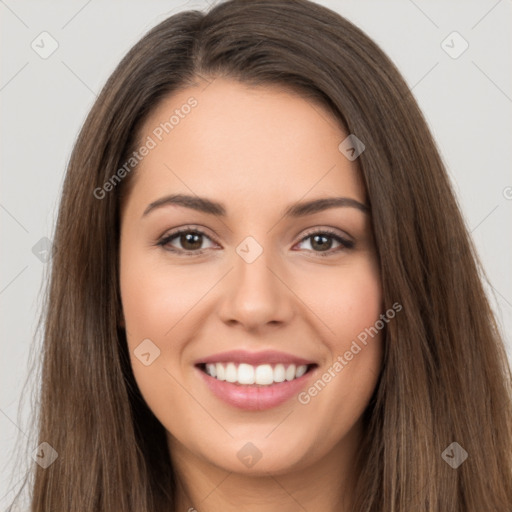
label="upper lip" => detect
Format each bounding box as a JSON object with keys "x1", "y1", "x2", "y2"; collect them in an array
[{"x1": 195, "y1": 349, "x2": 316, "y2": 367}]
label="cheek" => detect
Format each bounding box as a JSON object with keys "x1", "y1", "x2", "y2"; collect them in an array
[
  {"x1": 296, "y1": 256, "x2": 384, "y2": 431},
  {"x1": 120, "y1": 270, "x2": 191, "y2": 433},
  {"x1": 120, "y1": 243, "x2": 207, "y2": 341},
  {"x1": 332, "y1": 256, "x2": 383, "y2": 379},
  {"x1": 119, "y1": 243, "x2": 214, "y2": 422},
  {"x1": 299, "y1": 253, "x2": 383, "y2": 351},
  {"x1": 334, "y1": 264, "x2": 383, "y2": 347}
]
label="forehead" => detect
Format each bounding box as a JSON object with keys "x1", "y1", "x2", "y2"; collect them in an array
[{"x1": 129, "y1": 78, "x2": 366, "y2": 210}]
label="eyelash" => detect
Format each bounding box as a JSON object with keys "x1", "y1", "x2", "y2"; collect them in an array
[{"x1": 156, "y1": 226, "x2": 354, "y2": 258}]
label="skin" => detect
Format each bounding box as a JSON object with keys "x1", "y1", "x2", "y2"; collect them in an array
[{"x1": 119, "y1": 77, "x2": 383, "y2": 512}]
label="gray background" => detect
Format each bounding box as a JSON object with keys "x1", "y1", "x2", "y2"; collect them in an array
[{"x1": 1, "y1": 0, "x2": 511, "y2": 507}]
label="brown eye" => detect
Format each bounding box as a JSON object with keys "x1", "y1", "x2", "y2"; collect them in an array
[
  {"x1": 158, "y1": 228, "x2": 216, "y2": 255},
  {"x1": 296, "y1": 229, "x2": 354, "y2": 256},
  {"x1": 309, "y1": 234, "x2": 334, "y2": 251},
  {"x1": 178, "y1": 232, "x2": 203, "y2": 251}
]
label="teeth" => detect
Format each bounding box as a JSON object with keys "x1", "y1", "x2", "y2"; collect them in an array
[
  {"x1": 206, "y1": 363, "x2": 217, "y2": 378},
  {"x1": 273, "y1": 364, "x2": 286, "y2": 383},
  {"x1": 285, "y1": 364, "x2": 296, "y2": 381},
  {"x1": 225, "y1": 362, "x2": 237, "y2": 383},
  {"x1": 238, "y1": 363, "x2": 255, "y2": 384},
  {"x1": 216, "y1": 362, "x2": 225, "y2": 381},
  {"x1": 255, "y1": 364, "x2": 274, "y2": 385},
  {"x1": 204, "y1": 362, "x2": 309, "y2": 385},
  {"x1": 295, "y1": 365, "x2": 307, "y2": 378}
]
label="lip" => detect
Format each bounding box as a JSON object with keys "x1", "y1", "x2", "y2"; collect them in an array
[
  {"x1": 195, "y1": 349, "x2": 315, "y2": 366},
  {"x1": 195, "y1": 351, "x2": 318, "y2": 411}
]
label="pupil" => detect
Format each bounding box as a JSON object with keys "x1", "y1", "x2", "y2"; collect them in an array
[{"x1": 312, "y1": 234, "x2": 331, "y2": 251}]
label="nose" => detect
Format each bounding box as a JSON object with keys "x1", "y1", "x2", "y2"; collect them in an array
[{"x1": 217, "y1": 244, "x2": 295, "y2": 332}]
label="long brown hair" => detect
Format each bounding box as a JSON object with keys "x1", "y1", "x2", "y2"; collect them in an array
[{"x1": 14, "y1": 0, "x2": 512, "y2": 510}]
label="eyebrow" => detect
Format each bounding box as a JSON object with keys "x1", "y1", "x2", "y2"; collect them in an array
[{"x1": 142, "y1": 193, "x2": 370, "y2": 218}]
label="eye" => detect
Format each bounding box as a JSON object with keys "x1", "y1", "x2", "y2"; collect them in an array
[
  {"x1": 295, "y1": 228, "x2": 354, "y2": 256},
  {"x1": 157, "y1": 227, "x2": 217, "y2": 255},
  {"x1": 156, "y1": 226, "x2": 354, "y2": 257}
]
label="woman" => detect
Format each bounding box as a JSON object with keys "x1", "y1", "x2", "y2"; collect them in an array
[{"x1": 16, "y1": 0, "x2": 512, "y2": 510}]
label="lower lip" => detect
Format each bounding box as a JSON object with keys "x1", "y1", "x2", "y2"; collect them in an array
[{"x1": 197, "y1": 366, "x2": 315, "y2": 411}]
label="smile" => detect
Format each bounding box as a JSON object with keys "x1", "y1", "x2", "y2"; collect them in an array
[
  {"x1": 195, "y1": 350, "x2": 318, "y2": 410},
  {"x1": 202, "y1": 362, "x2": 310, "y2": 385}
]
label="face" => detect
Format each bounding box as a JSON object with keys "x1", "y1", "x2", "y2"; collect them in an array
[{"x1": 119, "y1": 77, "x2": 383, "y2": 477}]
